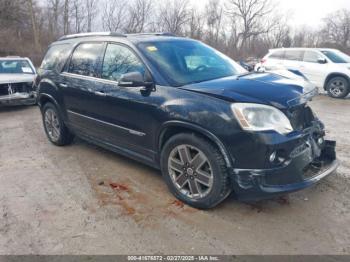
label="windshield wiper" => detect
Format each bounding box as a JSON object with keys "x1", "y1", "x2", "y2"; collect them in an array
[{"x1": 235, "y1": 72, "x2": 255, "y2": 80}]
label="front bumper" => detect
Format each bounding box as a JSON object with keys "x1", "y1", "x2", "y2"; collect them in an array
[
  {"x1": 232, "y1": 138, "x2": 338, "y2": 201},
  {"x1": 0, "y1": 92, "x2": 37, "y2": 106}
]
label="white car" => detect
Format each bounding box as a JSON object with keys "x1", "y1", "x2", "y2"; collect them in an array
[
  {"x1": 258, "y1": 48, "x2": 350, "y2": 98},
  {"x1": 0, "y1": 56, "x2": 37, "y2": 106}
]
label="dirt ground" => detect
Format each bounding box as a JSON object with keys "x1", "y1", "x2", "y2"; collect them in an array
[{"x1": 0, "y1": 94, "x2": 349, "y2": 255}]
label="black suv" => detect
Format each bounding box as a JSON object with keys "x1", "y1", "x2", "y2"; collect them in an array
[{"x1": 36, "y1": 32, "x2": 338, "y2": 209}]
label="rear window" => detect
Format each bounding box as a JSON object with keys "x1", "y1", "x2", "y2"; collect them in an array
[
  {"x1": 284, "y1": 50, "x2": 304, "y2": 61},
  {"x1": 269, "y1": 50, "x2": 285, "y2": 59},
  {"x1": 41, "y1": 44, "x2": 69, "y2": 71}
]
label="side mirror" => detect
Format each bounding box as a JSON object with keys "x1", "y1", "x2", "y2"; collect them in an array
[
  {"x1": 317, "y1": 58, "x2": 327, "y2": 64},
  {"x1": 118, "y1": 72, "x2": 153, "y2": 88}
]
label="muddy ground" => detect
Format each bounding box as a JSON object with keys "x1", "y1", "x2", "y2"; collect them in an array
[{"x1": 0, "y1": 94, "x2": 349, "y2": 255}]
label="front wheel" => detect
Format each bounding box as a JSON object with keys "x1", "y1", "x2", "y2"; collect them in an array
[
  {"x1": 161, "y1": 133, "x2": 232, "y2": 209},
  {"x1": 42, "y1": 102, "x2": 74, "y2": 146},
  {"x1": 326, "y1": 76, "x2": 350, "y2": 98}
]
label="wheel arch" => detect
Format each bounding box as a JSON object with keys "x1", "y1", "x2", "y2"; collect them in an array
[
  {"x1": 158, "y1": 121, "x2": 234, "y2": 169},
  {"x1": 38, "y1": 93, "x2": 60, "y2": 109},
  {"x1": 323, "y1": 73, "x2": 350, "y2": 90}
]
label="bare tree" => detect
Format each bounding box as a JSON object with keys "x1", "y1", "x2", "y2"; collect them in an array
[
  {"x1": 267, "y1": 15, "x2": 291, "y2": 48},
  {"x1": 26, "y1": 0, "x2": 41, "y2": 52},
  {"x1": 125, "y1": 0, "x2": 153, "y2": 33},
  {"x1": 102, "y1": 0, "x2": 127, "y2": 32},
  {"x1": 158, "y1": 0, "x2": 190, "y2": 35},
  {"x1": 86, "y1": 0, "x2": 98, "y2": 32},
  {"x1": 47, "y1": 0, "x2": 61, "y2": 37},
  {"x1": 226, "y1": 0, "x2": 275, "y2": 56},
  {"x1": 63, "y1": 0, "x2": 70, "y2": 34},
  {"x1": 186, "y1": 8, "x2": 204, "y2": 40},
  {"x1": 69, "y1": 0, "x2": 85, "y2": 33},
  {"x1": 205, "y1": 0, "x2": 225, "y2": 48},
  {"x1": 322, "y1": 9, "x2": 350, "y2": 49}
]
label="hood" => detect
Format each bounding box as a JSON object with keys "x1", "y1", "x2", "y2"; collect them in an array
[
  {"x1": 0, "y1": 74, "x2": 36, "y2": 84},
  {"x1": 181, "y1": 73, "x2": 317, "y2": 109}
]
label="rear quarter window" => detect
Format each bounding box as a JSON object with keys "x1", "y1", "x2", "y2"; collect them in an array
[
  {"x1": 269, "y1": 50, "x2": 285, "y2": 59},
  {"x1": 284, "y1": 50, "x2": 304, "y2": 61},
  {"x1": 40, "y1": 44, "x2": 70, "y2": 71}
]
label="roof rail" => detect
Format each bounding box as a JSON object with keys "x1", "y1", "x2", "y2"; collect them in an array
[
  {"x1": 126, "y1": 32, "x2": 177, "y2": 37},
  {"x1": 58, "y1": 32, "x2": 126, "y2": 41}
]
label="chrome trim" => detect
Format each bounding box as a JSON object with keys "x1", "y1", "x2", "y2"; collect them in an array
[
  {"x1": 61, "y1": 72, "x2": 120, "y2": 86},
  {"x1": 67, "y1": 110, "x2": 146, "y2": 137}
]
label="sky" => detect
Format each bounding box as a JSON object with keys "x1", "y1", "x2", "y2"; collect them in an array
[
  {"x1": 277, "y1": 0, "x2": 350, "y2": 27},
  {"x1": 190, "y1": 0, "x2": 350, "y2": 28}
]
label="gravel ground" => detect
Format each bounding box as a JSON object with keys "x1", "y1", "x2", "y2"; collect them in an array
[{"x1": 0, "y1": 94, "x2": 349, "y2": 255}]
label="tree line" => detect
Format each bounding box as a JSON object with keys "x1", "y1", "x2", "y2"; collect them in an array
[{"x1": 0, "y1": 0, "x2": 349, "y2": 65}]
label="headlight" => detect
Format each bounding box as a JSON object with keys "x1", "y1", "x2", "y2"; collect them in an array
[{"x1": 231, "y1": 103, "x2": 293, "y2": 134}]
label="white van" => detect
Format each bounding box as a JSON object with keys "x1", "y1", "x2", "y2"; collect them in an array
[{"x1": 258, "y1": 48, "x2": 350, "y2": 98}]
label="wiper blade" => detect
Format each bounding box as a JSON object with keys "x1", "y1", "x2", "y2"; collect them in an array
[{"x1": 235, "y1": 72, "x2": 254, "y2": 80}]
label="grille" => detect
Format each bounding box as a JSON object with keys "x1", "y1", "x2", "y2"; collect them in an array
[
  {"x1": 0, "y1": 82, "x2": 32, "y2": 96},
  {"x1": 288, "y1": 105, "x2": 315, "y2": 131}
]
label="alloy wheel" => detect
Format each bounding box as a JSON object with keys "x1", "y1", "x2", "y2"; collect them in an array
[
  {"x1": 168, "y1": 144, "x2": 214, "y2": 199},
  {"x1": 44, "y1": 108, "x2": 60, "y2": 142},
  {"x1": 329, "y1": 79, "x2": 346, "y2": 97}
]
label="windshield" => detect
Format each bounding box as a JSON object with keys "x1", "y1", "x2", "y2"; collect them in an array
[
  {"x1": 138, "y1": 40, "x2": 245, "y2": 86},
  {"x1": 321, "y1": 50, "x2": 350, "y2": 63},
  {"x1": 0, "y1": 60, "x2": 35, "y2": 74}
]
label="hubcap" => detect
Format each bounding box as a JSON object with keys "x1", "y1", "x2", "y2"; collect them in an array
[
  {"x1": 44, "y1": 108, "x2": 60, "y2": 142},
  {"x1": 168, "y1": 144, "x2": 214, "y2": 199},
  {"x1": 329, "y1": 80, "x2": 345, "y2": 97}
]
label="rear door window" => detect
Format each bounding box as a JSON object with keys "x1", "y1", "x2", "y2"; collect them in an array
[
  {"x1": 269, "y1": 50, "x2": 285, "y2": 59},
  {"x1": 68, "y1": 42, "x2": 105, "y2": 77},
  {"x1": 303, "y1": 51, "x2": 322, "y2": 63},
  {"x1": 284, "y1": 50, "x2": 304, "y2": 61}
]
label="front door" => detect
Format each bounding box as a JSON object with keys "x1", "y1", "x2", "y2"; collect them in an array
[
  {"x1": 96, "y1": 43, "x2": 159, "y2": 159},
  {"x1": 301, "y1": 51, "x2": 329, "y2": 88}
]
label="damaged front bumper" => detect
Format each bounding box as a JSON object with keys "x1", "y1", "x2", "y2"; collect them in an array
[
  {"x1": 232, "y1": 126, "x2": 338, "y2": 201},
  {"x1": 0, "y1": 92, "x2": 37, "y2": 106}
]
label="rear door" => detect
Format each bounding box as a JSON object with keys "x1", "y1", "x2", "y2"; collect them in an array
[
  {"x1": 301, "y1": 51, "x2": 329, "y2": 87},
  {"x1": 60, "y1": 42, "x2": 110, "y2": 138},
  {"x1": 264, "y1": 50, "x2": 285, "y2": 69},
  {"x1": 282, "y1": 50, "x2": 305, "y2": 72}
]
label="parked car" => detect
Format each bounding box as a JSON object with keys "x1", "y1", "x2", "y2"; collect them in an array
[
  {"x1": 239, "y1": 61, "x2": 254, "y2": 72},
  {"x1": 258, "y1": 48, "x2": 350, "y2": 98},
  {"x1": 0, "y1": 56, "x2": 37, "y2": 106},
  {"x1": 36, "y1": 33, "x2": 338, "y2": 209}
]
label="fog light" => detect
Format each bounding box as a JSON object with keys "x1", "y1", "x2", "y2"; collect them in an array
[
  {"x1": 318, "y1": 137, "x2": 324, "y2": 145},
  {"x1": 269, "y1": 151, "x2": 276, "y2": 162}
]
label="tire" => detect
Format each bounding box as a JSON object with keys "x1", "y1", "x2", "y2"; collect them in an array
[
  {"x1": 42, "y1": 102, "x2": 74, "y2": 146},
  {"x1": 160, "y1": 133, "x2": 232, "y2": 209},
  {"x1": 326, "y1": 76, "x2": 350, "y2": 98}
]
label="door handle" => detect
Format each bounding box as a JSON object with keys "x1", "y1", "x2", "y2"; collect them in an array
[
  {"x1": 59, "y1": 83, "x2": 68, "y2": 88},
  {"x1": 94, "y1": 91, "x2": 107, "y2": 97}
]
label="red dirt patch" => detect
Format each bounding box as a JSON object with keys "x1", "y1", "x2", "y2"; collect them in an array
[
  {"x1": 171, "y1": 199, "x2": 185, "y2": 208},
  {"x1": 109, "y1": 182, "x2": 129, "y2": 191}
]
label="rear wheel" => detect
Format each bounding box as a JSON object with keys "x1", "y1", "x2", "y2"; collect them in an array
[
  {"x1": 326, "y1": 76, "x2": 349, "y2": 98},
  {"x1": 161, "y1": 133, "x2": 232, "y2": 209},
  {"x1": 42, "y1": 102, "x2": 74, "y2": 146}
]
